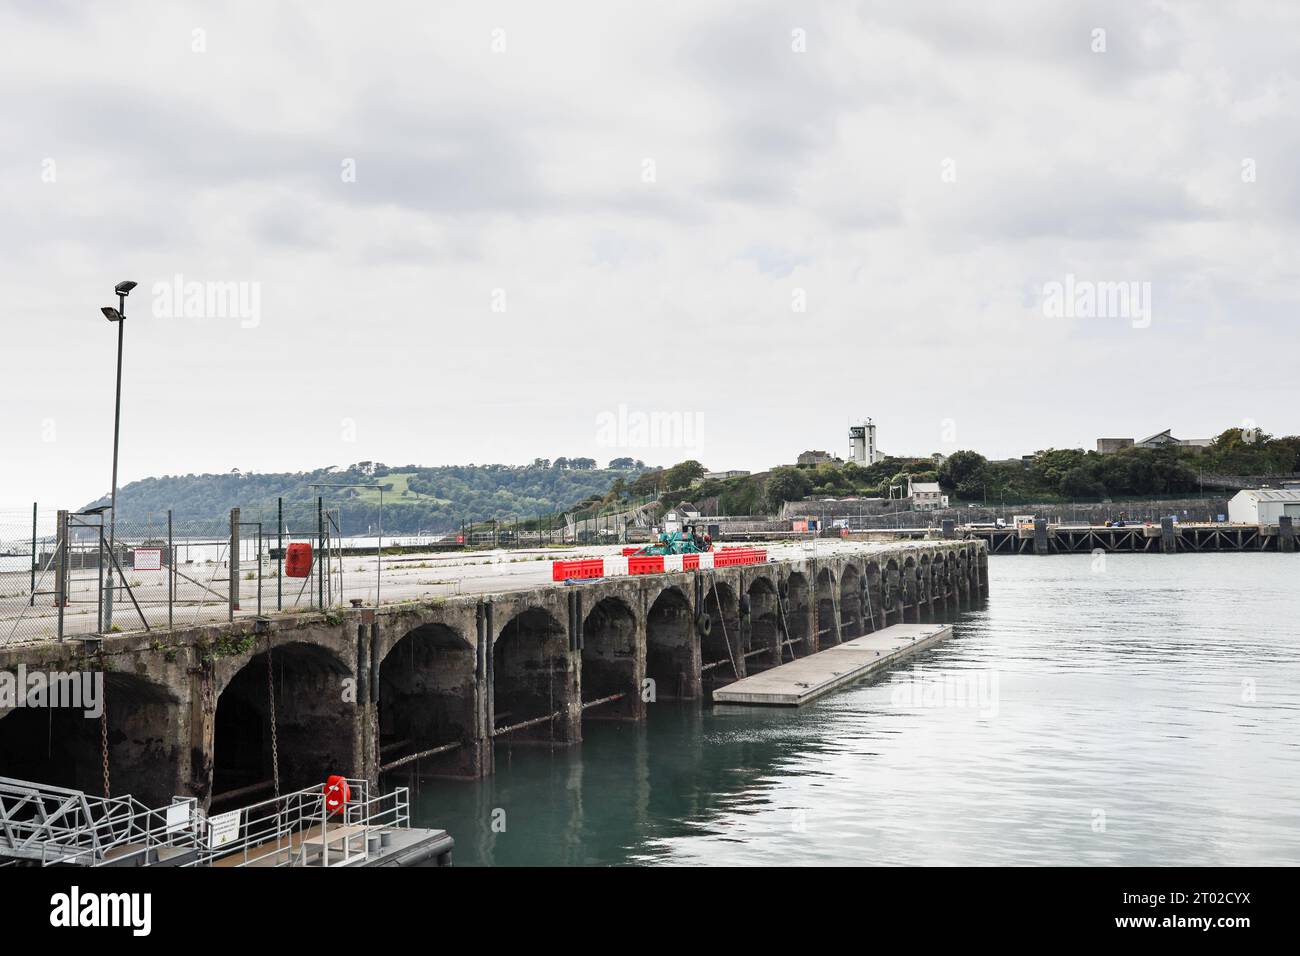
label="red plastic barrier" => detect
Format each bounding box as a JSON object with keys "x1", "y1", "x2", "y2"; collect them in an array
[
  {"x1": 683, "y1": 554, "x2": 700, "y2": 570},
  {"x1": 621, "y1": 547, "x2": 640, "y2": 556},
  {"x1": 714, "y1": 548, "x2": 766, "y2": 567},
  {"x1": 552, "y1": 558, "x2": 605, "y2": 581},
  {"x1": 628, "y1": 555, "x2": 665, "y2": 575}
]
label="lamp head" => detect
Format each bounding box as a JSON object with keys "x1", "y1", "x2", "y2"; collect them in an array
[
  {"x1": 101, "y1": 306, "x2": 124, "y2": 322},
  {"x1": 114, "y1": 280, "x2": 138, "y2": 295}
]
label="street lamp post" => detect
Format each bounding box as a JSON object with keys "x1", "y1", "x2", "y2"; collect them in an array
[{"x1": 100, "y1": 280, "x2": 137, "y2": 632}]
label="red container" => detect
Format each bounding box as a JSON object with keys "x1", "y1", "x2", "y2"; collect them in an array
[{"x1": 285, "y1": 542, "x2": 313, "y2": 578}]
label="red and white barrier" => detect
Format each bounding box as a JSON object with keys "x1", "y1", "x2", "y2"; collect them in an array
[{"x1": 552, "y1": 548, "x2": 767, "y2": 582}]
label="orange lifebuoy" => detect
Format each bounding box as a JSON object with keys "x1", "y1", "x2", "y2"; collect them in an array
[{"x1": 324, "y1": 775, "x2": 350, "y2": 815}]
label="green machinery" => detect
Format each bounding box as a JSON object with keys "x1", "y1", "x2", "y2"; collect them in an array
[{"x1": 635, "y1": 524, "x2": 712, "y2": 556}]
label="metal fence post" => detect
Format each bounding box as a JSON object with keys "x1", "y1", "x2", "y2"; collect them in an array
[
  {"x1": 229, "y1": 507, "x2": 241, "y2": 620},
  {"x1": 167, "y1": 510, "x2": 174, "y2": 631},
  {"x1": 317, "y1": 497, "x2": 324, "y2": 610},
  {"x1": 29, "y1": 502, "x2": 37, "y2": 607},
  {"x1": 277, "y1": 497, "x2": 283, "y2": 612},
  {"x1": 55, "y1": 509, "x2": 68, "y2": 641}
]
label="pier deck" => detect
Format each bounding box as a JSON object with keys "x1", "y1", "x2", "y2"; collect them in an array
[{"x1": 713, "y1": 622, "x2": 953, "y2": 706}]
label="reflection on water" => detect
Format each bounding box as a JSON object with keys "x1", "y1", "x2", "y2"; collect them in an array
[{"x1": 397, "y1": 554, "x2": 1300, "y2": 865}]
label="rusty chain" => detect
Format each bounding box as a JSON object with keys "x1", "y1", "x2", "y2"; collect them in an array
[
  {"x1": 100, "y1": 687, "x2": 110, "y2": 798},
  {"x1": 266, "y1": 642, "x2": 280, "y2": 797}
]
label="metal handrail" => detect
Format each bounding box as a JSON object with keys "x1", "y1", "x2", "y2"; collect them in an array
[{"x1": 1, "y1": 775, "x2": 409, "y2": 868}]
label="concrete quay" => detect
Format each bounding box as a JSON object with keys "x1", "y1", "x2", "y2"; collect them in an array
[{"x1": 0, "y1": 539, "x2": 987, "y2": 812}]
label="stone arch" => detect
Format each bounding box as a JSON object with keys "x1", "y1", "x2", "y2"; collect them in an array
[
  {"x1": 902, "y1": 555, "x2": 920, "y2": 622},
  {"x1": 0, "y1": 670, "x2": 182, "y2": 808},
  {"x1": 746, "y1": 576, "x2": 780, "y2": 673},
  {"x1": 918, "y1": 553, "x2": 932, "y2": 612},
  {"x1": 865, "y1": 561, "x2": 884, "y2": 631},
  {"x1": 943, "y1": 552, "x2": 958, "y2": 605},
  {"x1": 378, "y1": 621, "x2": 477, "y2": 776},
  {"x1": 213, "y1": 640, "x2": 354, "y2": 807},
  {"x1": 701, "y1": 579, "x2": 741, "y2": 684},
  {"x1": 782, "y1": 571, "x2": 812, "y2": 656},
  {"x1": 839, "y1": 564, "x2": 864, "y2": 638},
  {"x1": 815, "y1": 568, "x2": 838, "y2": 647},
  {"x1": 645, "y1": 586, "x2": 698, "y2": 700},
  {"x1": 957, "y1": 549, "x2": 971, "y2": 601},
  {"x1": 492, "y1": 606, "x2": 571, "y2": 743},
  {"x1": 581, "y1": 596, "x2": 638, "y2": 720},
  {"x1": 884, "y1": 558, "x2": 902, "y2": 623}
]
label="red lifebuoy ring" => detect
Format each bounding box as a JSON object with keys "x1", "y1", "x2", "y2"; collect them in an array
[{"x1": 324, "y1": 775, "x2": 350, "y2": 815}]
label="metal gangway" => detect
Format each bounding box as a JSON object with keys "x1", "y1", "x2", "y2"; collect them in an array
[
  {"x1": 0, "y1": 775, "x2": 411, "y2": 867},
  {"x1": 0, "y1": 776, "x2": 201, "y2": 867}
]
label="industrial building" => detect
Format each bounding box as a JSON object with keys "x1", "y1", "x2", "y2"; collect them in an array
[
  {"x1": 848, "y1": 419, "x2": 881, "y2": 465},
  {"x1": 1227, "y1": 488, "x2": 1300, "y2": 524},
  {"x1": 1097, "y1": 429, "x2": 1212, "y2": 453}
]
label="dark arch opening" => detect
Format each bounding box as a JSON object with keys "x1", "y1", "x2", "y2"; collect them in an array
[
  {"x1": 903, "y1": 557, "x2": 920, "y2": 622},
  {"x1": 815, "y1": 568, "x2": 837, "y2": 647},
  {"x1": 745, "y1": 577, "x2": 780, "y2": 673},
  {"x1": 943, "y1": 554, "x2": 957, "y2": 604},
  {"x1": 493, "y1": 607, "x2": 570, "y2": 743},
  {"x1": 379, "y1": 622, "x2": 476, "y2": 776},
  {"x1": 581, "y1": 597, "x2": 637, "y2": 720},
  {"x1": 839, "y1": 565, "x2": 864, "y2": 638},
  {"x1": 213, "y1": 641, "x2": 353, "y2": 808},
  {"x1": 783, "y1": 572, "x2": 811, "y2": 656},
  {"x1": 701, "y1": 580, "x2": 740, "y2": 686},
  {"x1": 865, "y1": 562, "x2": 884, "y2": 630},
  {"x1": 884, "y1": 559, "x2": 902, "y2": 622},
  {"x1": 646, "y1": 587, "x2": 697, "y2": 700},
  {"x1": 0, "y1": 672, "x2": 181, "y2": 807}
]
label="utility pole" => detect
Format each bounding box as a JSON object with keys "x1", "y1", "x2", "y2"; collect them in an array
[{"x1": 100, "y1": 280, "x2": 137, "y2": 631}]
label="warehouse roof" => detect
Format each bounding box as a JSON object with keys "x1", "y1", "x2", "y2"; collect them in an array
[{"x1": 1234, "y1": 488, "x2": 1300, "y2": 502}]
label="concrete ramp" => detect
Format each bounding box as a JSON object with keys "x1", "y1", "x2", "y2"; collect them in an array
[{"x1": 712, "y1": 622, "x2": 953, "y2": 706}]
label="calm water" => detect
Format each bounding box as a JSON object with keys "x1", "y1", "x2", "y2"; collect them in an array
[{"x1": 402, "y1": 555, "x2": 1300, "y2": 865}]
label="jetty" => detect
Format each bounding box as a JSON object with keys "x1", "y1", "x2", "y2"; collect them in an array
[{"x1": 713, "y1": 622, "x2": 952, "y2": 706}]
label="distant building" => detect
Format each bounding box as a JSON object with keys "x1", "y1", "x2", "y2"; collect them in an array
[
  {"x1": 1097, "y1": 430, "x2": 1210, "y2": 453},
  {"x1": 1227, "y1": 489, "x2": 1300, "y2": 524},
  {"x1": 848, "y1": 419, "x2": 881, "y2": 465},
  {"x1": 703, "y1": 469, "x2": 750, "y2": 481},
  {"x1": 797, "y1": 450, "x2": 837, "y2": 466},
  {"x1": 907, "y1": 479, "x2": 948, "y2": 511}
]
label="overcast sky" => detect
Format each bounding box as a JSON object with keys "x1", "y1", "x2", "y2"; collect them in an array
[{"x1": 3, "y1": 0, "x2": 1298, "y2": 509}]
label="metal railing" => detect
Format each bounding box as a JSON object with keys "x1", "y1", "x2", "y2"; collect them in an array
[{"x1": 186, "y1": 778, "x2": 410, "y2": 868}]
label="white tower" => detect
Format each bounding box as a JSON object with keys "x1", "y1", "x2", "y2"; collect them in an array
[{"x1": 848, "y1": 419, "x2": 879, "y2": 465}]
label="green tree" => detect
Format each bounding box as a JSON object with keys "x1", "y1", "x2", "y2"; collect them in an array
[
  {"x1": 662, "y1": 460, "x2": 706, "y2": 490},
  {"x1": 764, "y1": 467, "x2": 812, "y2": 511}
]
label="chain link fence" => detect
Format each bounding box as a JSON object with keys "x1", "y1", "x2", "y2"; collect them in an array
[{"x1": 0, "y1": 499, "x2": 360, "y2": 646}]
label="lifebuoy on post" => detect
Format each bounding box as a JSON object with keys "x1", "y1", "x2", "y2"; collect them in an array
[{"x1": 324, "y1": 775, "x2": 350, "y2": 816}]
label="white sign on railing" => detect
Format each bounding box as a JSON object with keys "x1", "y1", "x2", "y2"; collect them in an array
[
  {"x1": 208, "y1": 809, "x2": 242, "y2": 850},
  {"x1": 165, "y1": 802, "x2": 191, "y2": 836}
]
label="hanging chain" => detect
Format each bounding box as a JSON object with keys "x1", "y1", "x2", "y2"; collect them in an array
[
  {"x1": 100, "y1": 687, "x2": 110, "y2": 798},
  {"x1": 266, "y1": 643, "x2": 280, "y2": 797}
]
